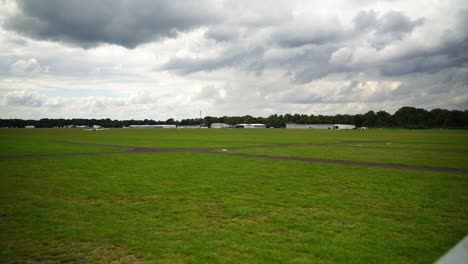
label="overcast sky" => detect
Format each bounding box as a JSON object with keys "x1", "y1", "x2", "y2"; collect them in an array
[{"x1": 1, "y1": 0, "x2": 467, "y2": 120}]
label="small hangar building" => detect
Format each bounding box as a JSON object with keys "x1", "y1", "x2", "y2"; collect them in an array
[
  {"x1": 211, "y1": 123, "x2": 231, "y2": 128},
  {"x1": 234, "y1": 123, "x2": 266, "y2": 128},
  {"x1": 129, "y1": 125, "x2": 177, "y2": 128},
  {"x1": 286, "y1": 124, "x2": 355, "y2": 129}
]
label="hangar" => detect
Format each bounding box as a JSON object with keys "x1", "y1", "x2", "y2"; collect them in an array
[
  {"x1": 211, "y1": 123, "x2": 231, "y2": 128},
  {"x1": 234, "y1": 123, "x2": 266, "y2": 128},
  {"x1": 286, "y1": 124, "x2": 355, "y2": 129},
  {"x1": 128, "y1": 125, "x2": 176, "y2": 128}
]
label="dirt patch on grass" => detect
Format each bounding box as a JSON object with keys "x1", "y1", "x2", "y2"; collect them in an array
[
  {"x1": 2, "y1": 140, "x2": 467, "y2": 174},
  {"x1": 89, "y1": 243, "x2": 144, "y2": 264},
  {"x1": 0, "y1": 150, "x2": 128, "y2": 159},
  {"x1": 17, "y1": 241, "x2": 144, "y2": 264},
  {"x1": 227, "y1": 141, "x2": 468, "y2": 153},
  {"x1": 126, "y1": 147, "x2": 213, "y2": 153},
  {"x1": 219, "y1": 152, "x2": 468, "y2": 174},
  {"x1": 342, "y1": 140, "x2": 388, "y2": 144},
  {"x1": 340, "y1": 140, "x2": 468, "y2": 152},
  {"x1": 125, "y1": 144, "x2": 468, "y2": 174}
]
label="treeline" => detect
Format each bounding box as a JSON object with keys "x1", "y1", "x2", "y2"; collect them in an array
[{"x1": 1, "y1": 107, "x2": 467, "y2": 129}]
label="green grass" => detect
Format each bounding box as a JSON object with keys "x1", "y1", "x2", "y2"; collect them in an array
[
  {"x1": 227, "y1": 144, "x2": 468, "y2": 169},
  {"x1": 1, "y1": 128, "x2": 467, "y2": 263},
  {"x1": 0, "y1": 129, "x2": 127, "y2": 155}
]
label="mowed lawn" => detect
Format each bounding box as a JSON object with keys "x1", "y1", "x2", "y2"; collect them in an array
[{"x1": 1, "y1": 128, "x2": 467, "y2": 263}]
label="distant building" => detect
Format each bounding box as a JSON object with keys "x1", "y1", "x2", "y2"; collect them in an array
[
  {"x1": 129, "y1": 125, "x2": 176, "y2": 128},
  {"x1": 287, "y1": 124, "x2": 333, "y2": 129},
  {"x1": 24, "y1": 125, "x2": 35, "y2": 128},
  {"x1": 177, "y1": 125, "x2": 202, "y2": 129},
  {"x1": 211, "y1": 123, "x2": 231, "y2": 128},
  {"x1": 286, "y1": 124, "x2": 355, "y2": 130},
  {"x1": 234, "y1": 123, "x2": 266, "y2": 128},
  {"x1": 334, "y1": 124, "x2": 356, "y2": 129}
]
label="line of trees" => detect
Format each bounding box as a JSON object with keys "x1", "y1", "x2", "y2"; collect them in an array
[{"x1": 1, "y1": 107, "x2": 467, "y2": 129}]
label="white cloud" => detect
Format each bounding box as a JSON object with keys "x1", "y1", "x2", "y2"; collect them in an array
[
  {"x1": 44, "y1": 96, "x2": 64, "y2": 108},
  {"x1": 10, "y1": 58, "x2": 43, "y2": 74},
  {"x1": 452, "y1": 94, "x2": 468, "y2": 106},
  {"x1": 128, "y1": 90, "x2": 160, "y2": 105},
  {"x1": 2, "y1": 89, "x2": 47, "y2": 107}
]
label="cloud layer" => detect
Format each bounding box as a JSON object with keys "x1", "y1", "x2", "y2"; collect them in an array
[
  {"x1": 1, "y1": 0, "x2": 467, "y2": 119},
  {"x1": 5, "y1": 0, "x2": 220, "y2": 48}
]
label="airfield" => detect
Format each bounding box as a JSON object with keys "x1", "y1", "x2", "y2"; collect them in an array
[{"x1": 1, "y1": 128, "x2": 467, "y2": 263}]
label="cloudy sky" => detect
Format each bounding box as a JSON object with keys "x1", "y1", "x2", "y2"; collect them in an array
[{"x1": 1, "y1": 0, "x2": 467, "y2": 120}]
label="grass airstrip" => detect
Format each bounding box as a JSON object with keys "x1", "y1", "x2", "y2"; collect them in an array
[{"x1": 1, "y1": 128, "x2": 467, "y2": 263}]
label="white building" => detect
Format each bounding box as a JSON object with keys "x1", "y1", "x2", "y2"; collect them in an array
[
  {"x1": 129, "y1": 125, "x2": 176, "y2": 128},
  {"x1": 337, "y1": 124, "x2": 356, "y2": 129},
  {"x1": 25, "y1": 125, "x2": 35, "y2": 128},
  {"x1": 286, "y1": 124, "x2": 355, "y2": 130},
  {"x1": 211, "y1": 123, "x2": 231, "y2": 128},
  {"x1": 177, "y1": 125, "x2": 202, "y2": 129},
  {"x1": 234, "y1": 123, "x2": 266, "y2": 128},
  {"x1": 286, "y1": 124, "x2": 333, "y2": 129}
]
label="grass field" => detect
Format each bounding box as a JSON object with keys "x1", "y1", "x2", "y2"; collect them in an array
[{"x1": 1, "y1": 128, "x2": 467, "y2": 263}]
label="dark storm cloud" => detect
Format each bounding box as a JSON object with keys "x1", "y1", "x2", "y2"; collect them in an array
[
  {"x1": 273, "y1": 10, "x2": 425, "y2": 49},
  {"x1": 375, "y1": 11, "x2": 425, "y2": 35},
  {"x1": 380, "y1": 29, "x2": 468, "y2": 76},
  {"x1": 4, "y1": 0, "x2": 219, "y2": 48},
  {"x1": 5, "y1": 0, "x2": 467, "y2": 92},
  {"x1": 289, "y1": 45, "x2": 349, "y2": 84},
  {"x1": 352, "y1": 10, "x2": 426, "y2": 49},
  {"x1": 292, "y1": 65, "x2": 339, "y2": 84},
  {"x1": 160, "y1": 9, "x2": 431, "y2": 80},
  {"x1": 371, "y1": 11, "x2": 425, "y2": 48},
  {"x1": 292, "y1": 10, "x2": 466, "y2": 82},
  {"x1": 380, "y1": 46, "x2": 468, "y2": 76}
]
